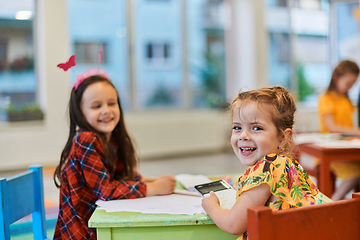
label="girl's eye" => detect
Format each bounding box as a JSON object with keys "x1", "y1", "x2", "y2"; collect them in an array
[
  {"x1": 232, "y1": 126, "x2": 241, "y2": 131},
  {"x1": 91, "y1": 105, "x2": 101, "y2": 109},
  {"x1": 252, "y1": 126, "x2": 263, "y2": 131},
  {"x1": 108, "y1": 102, "x2": 116, "y2": 106}
]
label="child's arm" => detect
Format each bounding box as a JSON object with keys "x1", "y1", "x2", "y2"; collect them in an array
[
  {"x1": 141, "y1": 175, "x2": 177, "y2": 195},
  {"x1": 324, "y1": 114, "x2": 360, "y2": 136},
  {"x1": 202, "y1": 183, "x2": 271, "y2": 235},
  {"x1": 146, "y1": 175, "x2": 176, "y2": 196},
  {"x1": 142, "y1": 177, "x2": 156, "y2": 182}
]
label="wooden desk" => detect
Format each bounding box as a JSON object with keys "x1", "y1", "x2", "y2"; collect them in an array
[
  {"x1": 89, "y1": 178, "x2": 240, "y2": 240},
  {"x1": 298, "y1": 143, "x2": 360, "y2": 197},
  {"x1": 88, "y1": 209, "x2": 237, "y2": 240}
]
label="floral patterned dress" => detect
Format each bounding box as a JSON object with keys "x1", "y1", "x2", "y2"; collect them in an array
[{"x1": 236, "y1": 154, "x2": 332, "y2": 240}]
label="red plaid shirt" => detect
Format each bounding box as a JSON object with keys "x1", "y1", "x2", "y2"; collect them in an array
[{"x1": 54, "y1": 130, "x2": 146, "y2": 240}]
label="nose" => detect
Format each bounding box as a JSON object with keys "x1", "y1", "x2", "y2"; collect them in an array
[
  {"x1": 239, "y1": 130, "x2": 250, "y2": 141},
  {"x1": 101, "y1": 105, "x2": 110, "y2": 115}
]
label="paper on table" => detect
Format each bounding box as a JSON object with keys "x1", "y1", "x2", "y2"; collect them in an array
[
  {"x1": 294, "y1": 133, "x2": 360, "y2": 149},
  {"x1": 96, "y1": 194, "x2": 206, "y2": 215},
  {"x1": 175, "y1": 174, "x2": 212, "y2": 192},
  {"x1": 294, "y1": 133, "x2": 342, "y2": 145},
  {"x1": 314, "y1": 139, "x2": 360, "y2": 149},
  {"x1": 173, "y1": 189, "x2": 202, "y2": 196}
]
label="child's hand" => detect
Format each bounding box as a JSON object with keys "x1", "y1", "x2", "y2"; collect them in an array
[
  {"x1": 146, "y1": 175, "x2": 176, "y2": 196},
  {"x1": 201, "y1": 191, "x2": 220, "y2": 211},
  {"x1": 142, "y1": 177, "x2": 156, "y2": 182}
]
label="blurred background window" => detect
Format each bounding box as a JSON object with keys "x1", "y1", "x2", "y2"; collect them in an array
[
  {"x1": 335, "y1": 1, "x2": 360, "y2": 103},
  {"x1": 68, "y1": 0, "x2": 227, "y2": 111},
  {"x1": 75, "y1": 42, "x2": 107, "y2": 64},
  {"x1": 265, "y1": 0, "x2": 331, "y2": 107},
  {"x1": 2, "y1": 0, "x2": 359, "y2": 121},
  {"x1": 265, "y1": 0, "x2": 360, "y2": 107},
  {"x1": 0, "y1": 0, "x2": 42, "y2": 122}
]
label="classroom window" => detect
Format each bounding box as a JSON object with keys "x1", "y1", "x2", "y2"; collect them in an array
[
  {"x1": 68, "y1": 0, "x2": 130, "y2": 108},
  {"x1": 265, "y1": 0, "x2": 331, "y2": 105},
  {"x1": 0, "y1": 0, "x2": 41, "y2": 122},
  {"x1": 295, "y1": 0, "x2": 322, "y2": 10},
  {"x1": 74, "y1": 42, "x2": 107, "y2": 64},
  {"x1": 0, "y1": 39, "x2": 7, "y2": 71},
  {"x1": 145, "y1": 42, "x2": 172, "y2": 65},
  {"x1": 335, "y1": 1, "x2": 360, "y2": 102},
  {"x1": 67, "y1": 0, "x2": 227, "y2": 111},
  {"x1": 187, "y1": 0, "x2": 227, "y2": 109}
]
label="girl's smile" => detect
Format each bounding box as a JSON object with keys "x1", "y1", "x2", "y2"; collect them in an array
[
  {"x1": 238, "y1": 146, "x2": 257, "y2": 156},
  {"x1": 231, "y1": 102, "x2": 282, "y2": 166}
]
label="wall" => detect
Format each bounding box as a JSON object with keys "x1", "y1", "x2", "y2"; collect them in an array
[{"x1": 126, "y1": 110, "x2": 231, "y2": 159}]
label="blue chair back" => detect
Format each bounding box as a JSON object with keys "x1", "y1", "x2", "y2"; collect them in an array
[{"x1": 0, "y1": 165, "x2": 47, "y2": 240}]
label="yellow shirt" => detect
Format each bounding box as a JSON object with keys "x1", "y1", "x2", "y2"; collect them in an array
[{"x1": 318, "y1": 91, "x2": 354, "y2": 133}]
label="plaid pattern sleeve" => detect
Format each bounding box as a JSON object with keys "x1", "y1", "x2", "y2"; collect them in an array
[{"x1": 54, "y1": 130, "x2": 146, "y2": 240}]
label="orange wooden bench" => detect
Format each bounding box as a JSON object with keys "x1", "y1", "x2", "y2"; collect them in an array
[{"x1": 247, "y1": 192, "x2": 360, "y2": 240}]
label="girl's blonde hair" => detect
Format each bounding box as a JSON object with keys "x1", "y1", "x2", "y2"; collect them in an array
[{"x1": 231, "y1": 86, "x2": 297, "y2": 159}]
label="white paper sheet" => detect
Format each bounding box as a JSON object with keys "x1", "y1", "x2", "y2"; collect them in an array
[
  {"x1": 175, "y1": 174, "x2": 211, "y2": 192},
  {"x1": 293, "y1": 133, "x2": 342, "y2": 145},
  {"x1": 294, "y1": 133, "x2": 360, "y2": 149},
  {"x1": 96, "y1": 194, "x2": 206, "y2": 215},
  {"x1": 314, "y1": 139, "x2": 360, "y2": 149}
]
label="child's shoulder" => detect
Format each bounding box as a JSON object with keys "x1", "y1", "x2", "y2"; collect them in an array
[
  {"x1": 247, "y1": 154, "x2": 293, "y2": 173},
  {"x1": 75, "y1": 130, "x2": 100, "y2": 145},
  {"x1": 260, "y1": 153, "x2": 290, "y2": 164}
]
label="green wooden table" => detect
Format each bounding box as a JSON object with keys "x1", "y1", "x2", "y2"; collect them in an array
[
  {"x1": 89, "y1": 177, "x2": 240, "y2": 240},
  {"x1": 88, "y1": 209, "x2": 238, "y2": 239}
]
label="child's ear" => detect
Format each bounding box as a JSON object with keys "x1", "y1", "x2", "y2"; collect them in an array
[{"x1": 279, "y1": 128, "x2": 293, "y2": 144}]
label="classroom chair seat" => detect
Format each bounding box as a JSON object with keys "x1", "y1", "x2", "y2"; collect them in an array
[
  {"x1": 0, "y1": 165, "x2": 50, "y2": 240},
  {"x1": 247, "y1": 192, "x2": 360, "y2": 240}
]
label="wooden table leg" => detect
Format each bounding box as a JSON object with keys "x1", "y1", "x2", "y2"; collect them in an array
[
  {"x1": 97, "y1": 228, "x2": 111, "y2": 240},
  {"x1": 319, "y1": 157, "x2": 332, "y2": 197}
]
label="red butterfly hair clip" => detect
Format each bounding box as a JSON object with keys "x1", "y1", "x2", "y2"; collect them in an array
[
  {"x1": 58, "y1": 45, "x2": 107, "y2": 90},
  {"x1": 57, "y1": 55, "x2": 76, "y2": 71}
]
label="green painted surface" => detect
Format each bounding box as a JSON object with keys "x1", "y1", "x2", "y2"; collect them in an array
[
  {"x1": 89, "y1": 176, "x2": 242, "y2": 239},
  {"x1": 109, "y1": 224, "x2": 238, "y2": 240},
  {"x1": 89, "y1": 209, "x2": 214, "y2": 228}
]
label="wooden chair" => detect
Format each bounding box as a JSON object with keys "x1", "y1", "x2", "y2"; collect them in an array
[
  {"x1": 0, "y1": 165, "x2": 48, "y2": 240},
  {"x1": 247, "y1": 192, "x2": 360, "y2": 240}
]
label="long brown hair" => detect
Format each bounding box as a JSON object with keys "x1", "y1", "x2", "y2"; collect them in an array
[
  {"x1": 327, "y1": 60, "x2": 359, "y2": 97},
  {"x1": 54, "y1": 75, "x2": 137, "y2": 188},
  {"x1": 231, "y1": 86, "x2": 297, "y2": 159}
]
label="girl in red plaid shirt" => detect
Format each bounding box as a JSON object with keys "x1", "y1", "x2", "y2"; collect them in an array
[{"x1": 53, "y1": 72, "x2": 176, "y2": 239}]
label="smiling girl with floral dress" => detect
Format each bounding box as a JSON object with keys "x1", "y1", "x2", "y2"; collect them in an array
[{"x1": 202, "y1": 86, "x2": 331, "y2": 239}]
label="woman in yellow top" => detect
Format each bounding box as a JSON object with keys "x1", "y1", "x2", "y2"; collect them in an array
[{"x1": 318, "y1": 60, "x2": 360, "y2": 201}]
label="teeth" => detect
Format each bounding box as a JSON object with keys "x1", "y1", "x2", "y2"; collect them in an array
[{"x1": 241, "y1": 147, "x2": 255, "y2": 151}]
